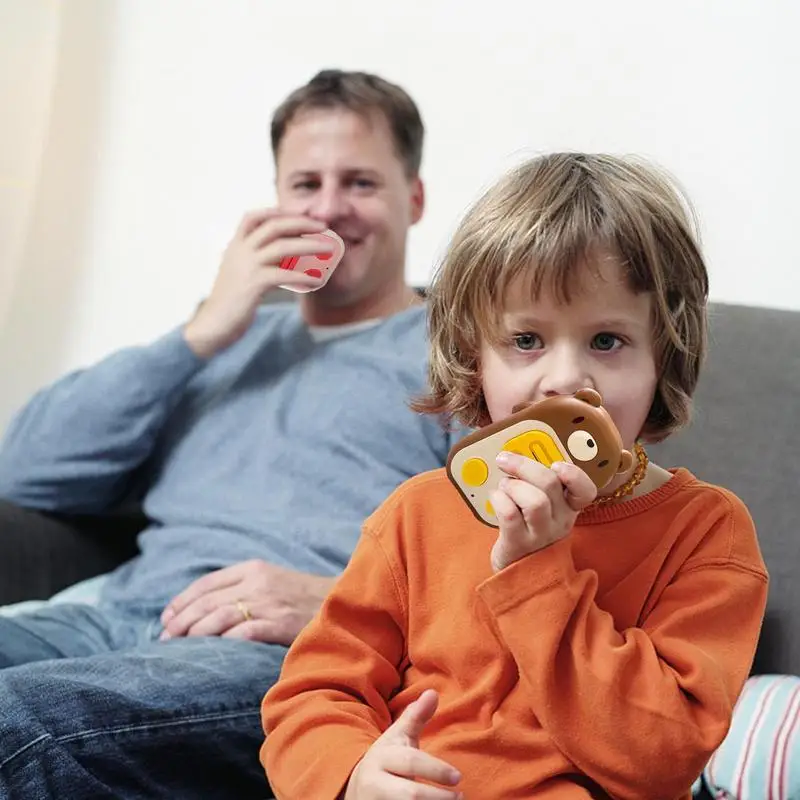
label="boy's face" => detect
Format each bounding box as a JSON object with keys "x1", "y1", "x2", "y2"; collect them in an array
[
  {"x1": 275, "y1": 108, "x2": 424, "y2": 310},
  {"x1": 479, "y1": 253, "x2": 657, "y2": 453}
]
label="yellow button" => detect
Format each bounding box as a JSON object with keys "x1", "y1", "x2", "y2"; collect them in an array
[
  {"x1": 461, "y1": 457, "x2": 489, "y2": 487},
  {"x1": 485, "y1": 499, "x2": 495, "y2": 516},
  {"x1": 501, "y1": 435, "x2": 532, "y2": 457},
  {"x1": 502, "y1": 431, "x2": 562, "y2": 467}
]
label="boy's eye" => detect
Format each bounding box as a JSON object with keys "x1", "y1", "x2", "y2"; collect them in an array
[
  {"x1": 513, "y1": 333, "x2": 542, "y2": 351},
  {"x1": 592, "y1": 333, "x2": 621, "y2": 351}
]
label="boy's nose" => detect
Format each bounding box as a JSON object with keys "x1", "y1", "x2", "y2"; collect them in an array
[{"x1": 539, "y1": 355, "x2": 593, "y2": 398}]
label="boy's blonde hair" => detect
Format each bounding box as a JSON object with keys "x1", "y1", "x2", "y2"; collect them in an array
[{"x1": 413, "y1": 153, "x2": 709, "y2": 442}]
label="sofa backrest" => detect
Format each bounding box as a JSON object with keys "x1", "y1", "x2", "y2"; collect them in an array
[{"x1": 649, "y1": 302, "x2": 800, "y2": 677}]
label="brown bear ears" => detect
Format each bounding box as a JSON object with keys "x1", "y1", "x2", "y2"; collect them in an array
[
  {"x1": 617, "y1": 448, "x2": 634, "y2": 475},
  {"x1": 574, "y1": 387, "x2": 603, "y2": 407},
  {"x1": 511, "y1": 388, "x2": 604, "y2": 416}
]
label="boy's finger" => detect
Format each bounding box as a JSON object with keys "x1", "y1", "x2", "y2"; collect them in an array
[
  {"x1": 495, "y1": 452, "x2": 566, "y2": 511},
  {"x1": 489, "y1": 487, "x2": 531, "y2": 572},
  {"x1": 551, "y1": 461, "x2": 597, "y2": 510},
  {"x1": 497, "y1": 478, "x2": 550, "y2": 526},
  {"x1": 384, "y1": 689, "x2": 439, "y2": 746},
  {"x1": 380, "y1": 771, "x2": 463, "y2": 800},
  {"x1": 380, "y1": 746, "x2": 461, "y2": 787}
]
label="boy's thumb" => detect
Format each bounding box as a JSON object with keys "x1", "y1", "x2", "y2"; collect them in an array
[{"x1": 387, "y1": 689, "x2": 439, "y2": 746}]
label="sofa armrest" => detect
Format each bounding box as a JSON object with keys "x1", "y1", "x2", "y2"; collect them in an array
[{"x1": 0, "y1": 500, "x2": 144, "y2": 605}]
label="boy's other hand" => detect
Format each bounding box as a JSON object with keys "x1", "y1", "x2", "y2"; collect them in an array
[
  {"x1": 343, "y1": 689, "x2": 463, "y2": 800},
  {"x1": 490, "y1": 452, "x2": 596, "y2": 572}
]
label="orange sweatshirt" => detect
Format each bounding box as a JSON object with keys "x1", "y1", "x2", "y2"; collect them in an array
[{"x1": 261, "y1": 468, "x2": 768, "y2": 800}]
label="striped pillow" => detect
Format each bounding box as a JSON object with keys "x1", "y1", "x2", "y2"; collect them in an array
[{"x1": 701, "y1": 674, "x2": 800, "y2": 799}]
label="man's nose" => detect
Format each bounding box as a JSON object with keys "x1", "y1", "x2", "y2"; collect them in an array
[{"x1": 307, "y1": 187, "x2": 351, "y2": 227}]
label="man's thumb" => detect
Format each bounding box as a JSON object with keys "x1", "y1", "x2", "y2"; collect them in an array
[{"x1": 387, "y1": 689, "x2": 439, "y2": 746}]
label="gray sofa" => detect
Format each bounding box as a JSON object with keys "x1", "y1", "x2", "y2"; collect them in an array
[
  {"x1": 0, "y1": 300, "x2": 798, "y2": 792},
  {"x1": 649, "y1": 302, "x2": 799, "y2": 678}
]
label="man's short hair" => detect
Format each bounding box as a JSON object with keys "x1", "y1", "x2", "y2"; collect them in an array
[{"x1": 271, "y1": 69, "x2": 424, "y2": 177}]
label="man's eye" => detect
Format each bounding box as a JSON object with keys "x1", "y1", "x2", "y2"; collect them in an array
[
  {"x1": 351, "y1": 178, "x2": 376, "y2": 190},
  {"x1": 592, "y1": 333, "x2": 621, "y2": 351},
  {"x1": 293, "y1": 181, "x2": 318, "y2": 191},
  {"x1": 513, "y1": 333, "x2": 541, "y2": 351}
]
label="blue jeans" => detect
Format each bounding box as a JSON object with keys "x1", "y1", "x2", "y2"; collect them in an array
[{"x1": 0, "y1": 604, "x2": 284, "y2": 799}]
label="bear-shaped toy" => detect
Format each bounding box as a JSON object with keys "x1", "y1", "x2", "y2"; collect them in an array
[{"x1": 447, "y1": 388, "x2": 633, "y2": 527}]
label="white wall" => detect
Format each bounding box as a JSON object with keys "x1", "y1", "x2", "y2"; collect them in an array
[
  {"x1": 2, "y1": 0, "x2": 797, "y2": 428},
  {"x1": 0, "y1": 0, "x2": 60, "y2": 330}
]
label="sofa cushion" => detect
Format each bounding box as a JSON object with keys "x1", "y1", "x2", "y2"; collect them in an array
[
  {"x1": 699, "y1": 674, "x2": 800, "y2": 799},
  {"x1": 0, "y1": 573, "x2": 107, "y2": 617}
]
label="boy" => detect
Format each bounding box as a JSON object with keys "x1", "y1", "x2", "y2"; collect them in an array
[{"x1": 261, "y1": 153, "x2": 768, "y2": 799}]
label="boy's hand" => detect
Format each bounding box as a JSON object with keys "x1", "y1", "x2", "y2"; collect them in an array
[
  {"x1": 490, "y1": 452, "x2": 597, "y2": 573},
  {"x1": 343, "y1": 689, "x2": 463, "y2": 800}
]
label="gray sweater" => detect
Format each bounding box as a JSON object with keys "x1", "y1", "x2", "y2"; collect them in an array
[{"x1": 0, "y1": 303, "x2": 458, "y2": 618}]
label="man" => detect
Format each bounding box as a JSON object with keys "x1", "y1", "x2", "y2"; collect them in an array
[{"x1": 0, "y1": 70, "x2": 456, "y2": 798}]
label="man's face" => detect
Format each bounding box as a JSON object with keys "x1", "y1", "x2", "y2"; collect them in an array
[{"x1": 275, "y1": 108, "x2": 424, "y2": 309}]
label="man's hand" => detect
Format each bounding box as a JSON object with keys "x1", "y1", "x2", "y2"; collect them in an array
[
  {"x1": 183, "y1": 209, "x2": 334, "y2": 359},
  {"x1": 343, "y1": 690, "x2": 462, "y2": 800},
  {"x1": 489, "y1": 452, "x2": 597, "y2": 573},
  {"x1": 159, "y1": 559, "x2": 334, "y2": 644}
]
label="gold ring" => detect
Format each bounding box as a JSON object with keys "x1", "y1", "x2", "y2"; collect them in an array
[{"x1": 236, "y1": 599, "x2": 252, "y2": 622}]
